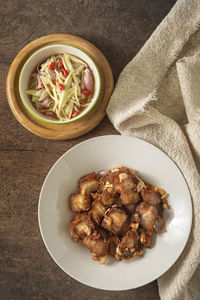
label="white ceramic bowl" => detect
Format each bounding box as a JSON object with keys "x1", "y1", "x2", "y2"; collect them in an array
[
  {"x1": 38, "y1": 135, "x2": 192, "y2": 290},
  {"x1": 19, "y1": 44, "x2": 101, "y2": 124}
]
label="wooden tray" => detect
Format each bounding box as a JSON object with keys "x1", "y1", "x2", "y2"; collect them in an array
[{"x1": 6, "y1": 34, "x2": 114, "y2": 140}]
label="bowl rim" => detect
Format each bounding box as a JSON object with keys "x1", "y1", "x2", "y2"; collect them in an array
[{"x1": 19, "y1": 44, "x2": 101, "y2": 125}]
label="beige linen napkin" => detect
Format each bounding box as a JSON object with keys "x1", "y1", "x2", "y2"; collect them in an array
[{"x1": 107, "y1": 0, "x2": 200, "y2": 299}]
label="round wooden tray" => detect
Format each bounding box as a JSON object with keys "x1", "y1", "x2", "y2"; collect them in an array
[{"x1": 6, "y1": 34, "x2": 114, "y2": 140}]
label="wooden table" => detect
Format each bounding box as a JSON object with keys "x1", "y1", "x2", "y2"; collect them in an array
[{"x1": 1, "y1": 1, "x2": 177, "y2": 299}]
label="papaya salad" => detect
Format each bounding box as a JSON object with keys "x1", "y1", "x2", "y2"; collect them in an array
[{"x1": 26, "y1": 53, "x2": 94, "y2": 121}]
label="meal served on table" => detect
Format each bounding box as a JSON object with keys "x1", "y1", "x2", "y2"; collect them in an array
[
  {"x1": 26, "y1": 53, "x2": 94, "y2": 121},
  {"x1": 69, "y1": 166, "x2": 169, "y2": 264}
]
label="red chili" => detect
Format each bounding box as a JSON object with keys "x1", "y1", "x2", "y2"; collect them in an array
[
  {"x1": 44, "y1": 107, "x2": 49, "y2": 110},
  {"x1": 53, "y1": 80, "x2": 56, "y2": 85},
  {"x1": 63, "y1": 69, "x2": 68, "y2": 78},
  {"x1": 56, "y1": 104, "x2": 59, "y2": 109},
  {"x1": 49, "y1": 61, "x2": 55, "y2": 69},
  {"x1": 57, "y1": 60, "x2": 63, "y2": 69},
  {"x1": 81, "y1": 89, "x2": 91, "y2": 95},
  {"x1": 41, "y1": 83, "x2": 45, "y2": 88},
  {"x1": 59, "y1": 83, "x2": 64, "y2": 91},
  {"x1": 71, "y1": 110, "x2": 78, "y2": 118}
]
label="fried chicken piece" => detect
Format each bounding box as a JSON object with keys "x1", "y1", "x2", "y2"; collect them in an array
[
  {"x1": 99, "y1": 171, "x2": 114, "y2": 185},
  {"x1": 98, "y1": 172, "x2": 116, "y2": 195},
  {"x1": 112, "y1": 170, "x2": 139, "y2": 205},
  {"x1": 140, "y1": 229, "x2": 154, "y2": 248},
  {"x1": 79, "y1": 173, "x2": 99, "y2": 195},
  {"x1": 120, "y1": 190, "x2": 140, "y2": 206},
  {"x1": 125, "y1": 203, "x2": 136, "y2": 214},
  {"x1": 102, "y1": 207, "x2": 127, "y2": 235},
  {"x1": 99, "y1": 190, "x2": 116, "y2": 206},
  {"x1": 109, "y1": 236, "x2": 120, "y2": 257},
  {"x1": 154, "y1": 215, "x2": 167, "y2": 233},
  {"x1": 90, "y1": 199, "x2": 107, "y2": 225},
  {"x1": 70, "y1": 213, "x2": 95, "y2": 242},
  {"x1": 131, "y1": 212, "x2": 140, "y2": 223},
  {"x1": 99, "y1": 168, "x2": 139, "y2": 206},
  {"x1": 69, "y1": 193, "x2": 91, "y2": 212},
  {"x1": 136, "y1": 202, "x2": 158, "y2": 230},
  {"x1": 96, "y1": 227, "x2": 108, "y2": 239},
  {"x1": 115, "y1": 229, "x2": 142, "y2": 261},
  {"x1": 69, "y1": 166, "x2": 168, "y2": 264},
  {"x1": 120, "y1": 222, "x2": 131, "y2": 236},
  {"x1": 141, "y1": 190, "x2": 161, "y2": 206},
  {"x1": 82, "y1": 231, "x2": 109, "y2": 263}
]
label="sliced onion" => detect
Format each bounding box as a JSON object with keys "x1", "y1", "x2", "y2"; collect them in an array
[
  {"x1": 49, "y1": 69, "x2": 56, "y2": 81},
  {"x1": 83, "y1": 68, "x2": 92, "y2": 91},
  {"x1": 41, "y1": 98, "x2": 50, "y2": 107},
  {"x1": 154, "y1": 216, "x2": 166, "y2": 233},
  {"x1": 45, "y1": 111, "x2": 54, "y2": 116},
  {"x1": 40, "y1": 90, "x2": 48, "y2": 101},
  {"x1": 37, "y1": 74, "x2": 42, "y2": 88}
]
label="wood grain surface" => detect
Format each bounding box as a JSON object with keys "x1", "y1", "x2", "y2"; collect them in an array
[{"x1": 1, "y1": 0, "x2": 177, "y2": 299}]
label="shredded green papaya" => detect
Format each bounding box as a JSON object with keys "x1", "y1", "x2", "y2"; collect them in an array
[{"x1": 26, "y1": 53, "x2": 93, "y2": 121}]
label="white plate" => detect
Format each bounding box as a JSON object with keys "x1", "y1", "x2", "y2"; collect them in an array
[{"x1": 38, "y1": 135, "x2": 192, "y2": 290}]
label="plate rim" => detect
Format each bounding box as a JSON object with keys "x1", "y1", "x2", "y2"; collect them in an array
[{"x1": 38, "y1": 135, "x2": 192, "y2": 290}]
